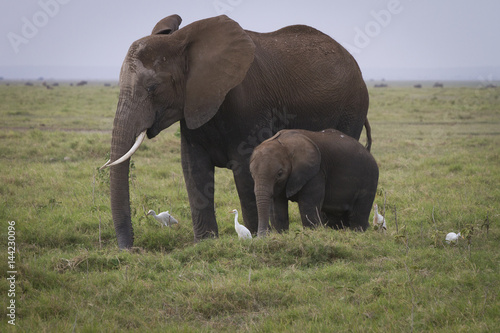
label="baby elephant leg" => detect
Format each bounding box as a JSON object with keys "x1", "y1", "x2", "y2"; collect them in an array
[
  {"x1": 323, "y1": 212, "x2": 349, "y2": 229},
  {"x1": 271, "y1": 193, "x2": 290, "y2": 233},
  {"x1": 296, "y1": 176, "x2": 325, "y2": 228}
]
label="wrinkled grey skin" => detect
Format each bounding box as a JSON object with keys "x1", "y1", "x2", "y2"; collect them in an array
[
  {"x1": 107, "y1": 14, "x2": 370, "y2": 249},
  {"x1": 250, "y1": 129, "x2": 379, "y2": 236}
]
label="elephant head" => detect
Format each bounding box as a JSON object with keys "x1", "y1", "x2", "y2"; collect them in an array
[
  {"x1": 250, "y1": 130, "x2": 321, "y2": 236},
  {"x1": 102, "y1": 15, "x2": 255, "y2": 249}
]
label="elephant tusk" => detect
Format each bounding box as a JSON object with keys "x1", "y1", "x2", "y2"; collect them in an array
[
  {"x1": 100, "y1": 130, "x2": 147, "y2": 169},
  {"x1": 100, "y1": 158, "x2": 111, "y2": 169}
]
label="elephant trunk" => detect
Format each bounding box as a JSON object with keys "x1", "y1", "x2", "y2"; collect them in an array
[
  {"x1": 110, "y1": 159, "x2": 133, "y2": 249},
  {"x1": 109, "y1": 99, "x2": 140, "y2": 249},
  {"x1": 255, "y1": 185, "x2": 273, "y2": 237}
]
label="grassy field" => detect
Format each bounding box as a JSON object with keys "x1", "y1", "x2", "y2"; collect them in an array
[{"x1": 0, "y1": 82, "x2": 499, "y2": 332}]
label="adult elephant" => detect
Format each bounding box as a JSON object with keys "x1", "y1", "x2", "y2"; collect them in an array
[{"x1": 102, "y1": 14, "x2": 370, "y2": 249}]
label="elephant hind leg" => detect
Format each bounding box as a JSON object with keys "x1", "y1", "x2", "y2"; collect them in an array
[
  {"x1": 324, "y1": 212, "x2": 349, "y2": 229},
  {"x1": 346, "y1": 205, "x2": 371, "y2": 231}
]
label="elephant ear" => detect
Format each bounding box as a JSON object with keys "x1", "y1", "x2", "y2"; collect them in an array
[
  {"x1": 282, "y1": 132, "x2": 321, "y2": 198},
  {"x1": 181, "y1": 15, "x2": 256, "y2": 129},
  {"x1": 152, "y1": 15, "x2": 182, "y2": 35}
]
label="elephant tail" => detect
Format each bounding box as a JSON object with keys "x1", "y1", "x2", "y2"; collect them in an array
[{"x1": 364, "y1": 118, "x2": 372, "y2": 152}]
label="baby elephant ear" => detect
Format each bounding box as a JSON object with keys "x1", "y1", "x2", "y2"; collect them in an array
[
  {"x1": 152, "y1": 14, "x2": 182, "y2": 35},
  {"x1": 282, "y1": 132, "x2": 321, "y2": 198}
]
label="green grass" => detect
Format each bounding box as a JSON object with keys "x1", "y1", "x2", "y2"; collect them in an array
[{"x1": 0, "y1": 83, "x2": 499, "y2": 332}]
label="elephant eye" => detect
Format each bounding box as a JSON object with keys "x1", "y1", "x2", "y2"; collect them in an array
[
  {"x1": 277, "y1": 169, "x2": 284, "y2": 177},
  {"x1": 146, "y1": 84, "x2": 158, "y2": 94}
]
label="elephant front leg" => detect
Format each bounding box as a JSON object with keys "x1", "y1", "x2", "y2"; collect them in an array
[
  {"x1": 232, "y1": 165, "x2": 259, "y2": 234},
  {"x1": 271, "y1": 193, "x2": 289, "y2": 233},
  {"x1": 296, "y1": 176, "x2": 325, "y2": 228},
  {"x1": 181, "y1": 132, "x2": 218, "y2": 241}
]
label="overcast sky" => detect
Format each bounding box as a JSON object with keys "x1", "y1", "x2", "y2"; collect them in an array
[{"x1": 1, "y1": 0, "x2": 499, "y2": 80}]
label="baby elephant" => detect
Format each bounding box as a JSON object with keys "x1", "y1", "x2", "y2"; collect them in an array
[{"x1": 250, "y1": 129, "x2": 379, "y2": 236}]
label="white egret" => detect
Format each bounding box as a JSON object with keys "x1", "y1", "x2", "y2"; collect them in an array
[
  {"x1": 445, "y1": 232, "x2": 462, "y2": 244},
  {"x1": 230, "y1": 209, "x2": 252, "y2": 240},
  {"x1": 372, "y1": 204, "x2": 387, "y2": 231},
  {"x1": 147, "y1": 210, "x2": 179, "y2": 227}
]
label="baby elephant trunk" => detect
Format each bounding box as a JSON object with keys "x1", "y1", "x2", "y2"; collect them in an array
[{"x1": 255, "y1": 186, "x2": 272, "y2": 237}]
